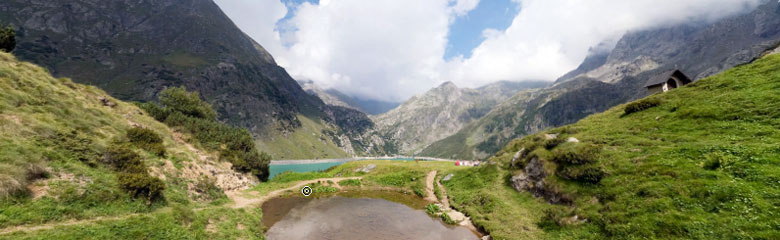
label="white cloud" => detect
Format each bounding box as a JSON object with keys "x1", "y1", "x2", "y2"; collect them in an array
[
  {"x1": 216, "y1": 0, "x2": 762, "y2": 102},
  {"x1": 446, "y1": 0, "x2": 763, "y2": 88}
]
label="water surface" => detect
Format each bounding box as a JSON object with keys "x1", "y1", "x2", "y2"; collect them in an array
[{"x1": 262, "y1": 192, "x2": 479, "y2": 240}]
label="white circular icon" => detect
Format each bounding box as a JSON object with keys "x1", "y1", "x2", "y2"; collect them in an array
[{"x1": 301, "y1": 186, "x2": 312, "y2": 196}]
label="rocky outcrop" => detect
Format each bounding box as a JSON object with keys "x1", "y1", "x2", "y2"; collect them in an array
[{"x1": 510, "y1": 156, "x2": 570, "y2": 204}]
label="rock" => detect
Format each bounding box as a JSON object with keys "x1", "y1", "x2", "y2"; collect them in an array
[
  {"x1": 544, "y1": 133, "x2": 558, "y2": 140},
  {"x1": 566, "y1": 137, "x2": 579, "y2": 143},
  {"x1": 481, "y1": 235, "x2": 492, "y2": 240},
  {"x1": 355, "y1": 164, "x2": 376, "y2": 173},
  {"x1": 510, "y1": 157, "x2": 571, "y2": 204},
  {"x1": 511, "y1": 148, "x2": 526, "y2": 167},
  {"x1": 98, "y1": 96, "x2": 115, "y2": 107},
  {"x1": 442, "y1": 173, "x2": 454, "y2": 182}
]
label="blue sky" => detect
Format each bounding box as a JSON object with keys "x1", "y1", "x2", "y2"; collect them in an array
[{"x1": 444, "y1": 0, "x2": 519, "y2": 60}]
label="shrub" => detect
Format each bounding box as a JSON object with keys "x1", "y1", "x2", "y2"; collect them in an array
[
  {"x1": 557, "y1": 165, "x2": 606, "y2": 184},
  {"x1": 537, "y1": 207, "x2": 573, "y2": 230},
  {"x1": 0, "y1": 25, "x2": 14, "y2": 53},
  {"x1": 40, "y1": 130, "x2": 101, "y2": 166},
  {"x1": 624, "y1": 98, "x2": 662, "y2": 115},
  {"x1": 544, "y1": 137, "x2": 567, "y2": 150},
  {"x1": 158, "y1": 86, "x2": 216, "y2": 120},
  {"x1": 137, "y1": 102, "x2": 171, "y2": 122},
  {"x1": 193, "y1": 176, "x2": 225, "y2": 201},
  {"x1": 141, "y1": 87, "x2": 271, "y2": 181},
  {"x1": 425, "y1": 203, "x2": 441, "y2": 215},
  {"x1": 117, "y1": 173, "x2": 165, "y2": 201},
  {"x1": 552, "y1": 144, "x2": 599, "y2": 166},
  {"x1": 126, "y1": 127, "x2": 166, "y2": 157},
  {"x1": 104, "y1": 144, "x2": 147, "y2": 174}
]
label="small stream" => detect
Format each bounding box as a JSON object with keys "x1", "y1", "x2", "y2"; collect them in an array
[{"x1": 261, "y1": 191, "x2": 479, "y2": 240}]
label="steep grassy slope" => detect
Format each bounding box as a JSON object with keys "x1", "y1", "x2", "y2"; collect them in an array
[
  {"x1": 0, "y1": 52, "x2": 260, "y2": 238},
  {"x1": 446, "y1": 53, "x2": 780, "y2": 239},
  {"x1": 255, "y1": 115, "x2": 350, "y2": 160}
]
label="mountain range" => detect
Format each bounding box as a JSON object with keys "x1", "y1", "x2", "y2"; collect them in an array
[
  {"x1": 421, "y1": 0, "x2": 780, "y2": 159},
  {"x1": 373, "y1": 80, "x2": 548, "y2": 154}
]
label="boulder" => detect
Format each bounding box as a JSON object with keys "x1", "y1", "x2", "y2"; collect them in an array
[
  {"x1": 544, "y1": 133, "x2": 558, "y2": 140},
  {"x1": 355, "y1": 164, "x2": 376, "y2": 173},
  {"x1": 566, "y1": 137, "x2": 580, "y2": 143},
  {"x1": 442, "y1": 173, "x2": 454, "y2": 182}
]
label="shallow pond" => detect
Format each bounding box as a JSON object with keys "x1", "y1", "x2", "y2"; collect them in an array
[{"x1": 261, "y1": 191, "x2": 479, "y2": 240}]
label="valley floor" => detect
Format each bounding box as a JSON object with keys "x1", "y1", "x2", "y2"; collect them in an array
[{"x1": 2, "y1": 160, "x2": 523, "y2": 239}]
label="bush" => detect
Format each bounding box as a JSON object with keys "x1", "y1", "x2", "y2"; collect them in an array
[
  {"x1": 537, "y1": 207, "x2": 573, "y2": 230},
  {"x1": 557, "y1": 165, "x2": 606, "y2": 184},
  {"x1": 104, "y1": 144, "x2": 147, "y2": 174},
  {"x1": 552, "y1": 144, "x2": 599, "y2": 166},
  {"x1": 141, "y1": 87, "x2": 271, "y2": 181},
  {"x1": 40, "y1": 130, "x2": 102, "y2": 166},
  {"x1": 158, "y1": 86, "x2": 216, "y2": 120},
  {"x1": 425, "y1": 203, "x2": 441, "y2": 216},
  {"x1": 624, "y1": 98, "x2": 662, "y2": 115},
  {"x1": 137, "y1": 102, "x2": 171, "y2": 122},
  {"x1": 0, "y1": 25, "x2": 14, "y2": 53},
  {"x1": 544, "y1": 137, "x2": 567, "y2": 150},
  {"x1": 193, "y1": 176, "x2": 225, "y2": 201},
  {"x1": 126, "y1": 127, "x2": 166, "y2": 157},
  {"x1": 117, "y1": 173, "x2": 165, "y2": 201}
]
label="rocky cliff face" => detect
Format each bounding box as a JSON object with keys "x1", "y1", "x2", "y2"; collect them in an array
[
  {"x1": 423, "y1": 1, "x2": 780, "y2": 159},
  {"x1": 375, "y1": 81, "x2": 547, "y2": 154},
  {"x1": 0, "y1": 0, "x2": 388, "y2": 158}
]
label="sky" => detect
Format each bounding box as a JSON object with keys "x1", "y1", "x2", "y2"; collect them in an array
[{"x1": 214, "y1": 0, "x2": 762, "y2": 102}]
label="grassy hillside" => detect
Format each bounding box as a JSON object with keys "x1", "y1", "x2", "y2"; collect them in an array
[
  {"x1": 446, "y1": 53, "x2": 780, "y2": 239},
  {"x1": 256, "y1": 115, "x2": 350, "y2": 160},
  {"x1": 0, "y1": 52, "x2": 261, "y2": 238}
]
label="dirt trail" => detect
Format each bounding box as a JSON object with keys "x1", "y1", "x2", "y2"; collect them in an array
[
  {"x1": 424, "y1": 171, "x2": 480, "y2": 235},
  {"x1": 226, "y1": 176, "x2": 362, "y2": 209},
  {"x1": 436, "y1": 179, "x2": 451, "y2": 209},
  {"x1": 0, "y1": 212, "x2": 150, "y2": 235},
  {"x1": 424, "y1": 170, "x2": 438, "y2": 202}
]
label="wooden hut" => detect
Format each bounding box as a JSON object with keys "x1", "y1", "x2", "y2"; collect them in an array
[{"x1": 645, "y1": 69, "x2": 692, "y2": 94}]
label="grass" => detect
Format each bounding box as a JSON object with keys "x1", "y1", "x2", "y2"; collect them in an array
[
  {"x1": 0, "y1": 207, "x2": 264, "y2": 240},
  {"x1": 449, "y1": 53, "x2": 780, "y2": 239},
  {"x1": 255, "y1": 115, "x2": 350, "y2": 160},
  {"x1": 0, "y1": 52, "x2": 256, "y2": 237},
  {"x1": 338, "y1": 179, "x2": 361, "y2": 187}
]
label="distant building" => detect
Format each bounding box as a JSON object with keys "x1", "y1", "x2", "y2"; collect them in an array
[{"x1": 645, "y1": 69, "x2": 692, "y2": 94}]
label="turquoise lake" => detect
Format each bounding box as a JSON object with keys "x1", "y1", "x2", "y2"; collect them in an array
[{"x1": 268, "y1": 158, "x2": 417, "y2": 179}]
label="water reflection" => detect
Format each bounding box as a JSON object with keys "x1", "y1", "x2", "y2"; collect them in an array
[{"x1": 263, "y1": 194, "x2": 478, "y2": 240}]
